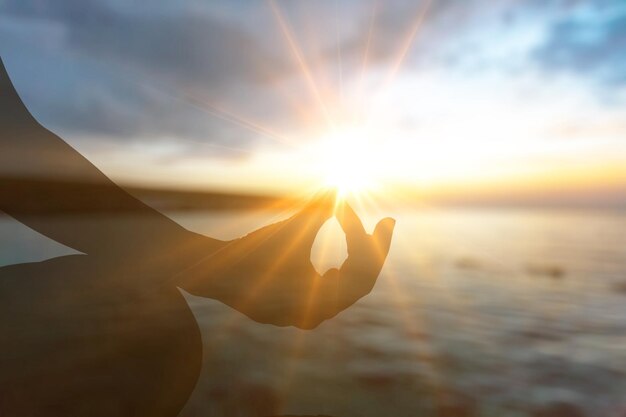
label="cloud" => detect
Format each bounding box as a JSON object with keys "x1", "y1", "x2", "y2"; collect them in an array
[
  {"x1": 533, "y1": 4, "x2": 626, "y2": 85},
  {"x1": 3, "y1": 0, "x2": 277, "y2": 86},
  {"x1": 0, "y1": 0, "x2": 623, "y2": 160},
  {"x1": 0, "y1": 0, "x2": 300, "y2": 154}
]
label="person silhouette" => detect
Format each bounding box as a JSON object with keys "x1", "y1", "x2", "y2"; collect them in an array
[{"x1": 0, "y1": 57, "x2": 395, "y2": 416}]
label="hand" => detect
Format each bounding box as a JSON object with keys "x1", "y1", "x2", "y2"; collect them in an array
[{"x1": 177, "y1": 191, "x2": 396, "y2": 329}]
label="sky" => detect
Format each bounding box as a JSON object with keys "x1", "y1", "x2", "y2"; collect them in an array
[{"x1": 1, "y1": 0, "x2": 626, "y2": 204}]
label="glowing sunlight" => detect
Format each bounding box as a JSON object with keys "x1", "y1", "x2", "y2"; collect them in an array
[{"x1": 317, "y1": 126, "x2": 382, "y2": 197}]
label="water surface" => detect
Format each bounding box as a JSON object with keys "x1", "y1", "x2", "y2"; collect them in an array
[{"x1": 2, "y1": 208, "x2": 625, "y2": 416}]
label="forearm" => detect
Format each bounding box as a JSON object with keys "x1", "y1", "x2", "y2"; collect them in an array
[{"x1": 0, "y1": 57, "x2": 220, "y2": 256}]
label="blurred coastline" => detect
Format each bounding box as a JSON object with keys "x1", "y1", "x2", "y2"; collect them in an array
[{"x1": 2, "y1": 176, "x2": 625, "y2": 214}]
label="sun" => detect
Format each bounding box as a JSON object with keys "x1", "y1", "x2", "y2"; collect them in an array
[{"x1": 316, "y1": 126, "x2": 382, "y2": 198}]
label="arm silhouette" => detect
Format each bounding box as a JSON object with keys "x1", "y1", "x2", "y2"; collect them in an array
[
  {"x1": 0, "y1": 56, "x2": 218, "y2": 261},
  {"x1": 0, "y1": 56, "x2": 395, "y2": 328}
]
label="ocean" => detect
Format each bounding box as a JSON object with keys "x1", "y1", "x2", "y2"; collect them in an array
[{"x1": 2, "y1": 208, "x2": 625, "y2": 416}]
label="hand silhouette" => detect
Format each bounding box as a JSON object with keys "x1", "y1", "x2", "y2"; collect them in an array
[
  {"x1": 178, "y1": 191, "x2": 396, "y2": 329},
  {"x1": 0, "y1": 56, "x2": 396, "y2": 330}
]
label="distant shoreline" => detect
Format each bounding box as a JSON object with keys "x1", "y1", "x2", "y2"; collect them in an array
[
  {"x1": 1, "y1": 177, "x2": 624, "y2": 214},
  {"x1": 0, "y1": 177, "x2": 288, "y2": 214}
]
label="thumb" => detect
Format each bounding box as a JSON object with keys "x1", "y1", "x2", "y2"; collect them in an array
[
  {"x1": 372, "y1": 217, "x2": 396, "y2": 255},
  {"x1": 286, "y1": 189, "x2": 336, "y2": 245}
]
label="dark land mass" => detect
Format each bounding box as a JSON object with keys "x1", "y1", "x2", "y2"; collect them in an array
[{"x1": 0, "y1": 176, "x2": 290, "y2": 214}]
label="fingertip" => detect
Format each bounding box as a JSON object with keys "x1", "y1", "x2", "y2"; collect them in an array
[
  {"x1": 302, "y1": 189, "x2": 335, "y2": 214},
  {"x1": 316, "y1": 189, "x2": 337, "y2": 218},
  {"x1": 335, "y1": 200, "x2": 356, "y2": 219},
  {"x1": 376, "y1": 216, "x2": 396, "y2": 230},
  {"x1": 383, "y1": 217, "x2": 396, "y2": 230},
  {"x1": 335, "y1": 201, "x2": 366, "y2": 236},
  {"x1": 374, "y1": 217, "x2": 396, "y2": 247},
  {"x1": 291, "y1": 189, "x2": 337, "y2": 236}
]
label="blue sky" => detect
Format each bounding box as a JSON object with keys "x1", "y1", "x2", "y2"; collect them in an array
[{"x1": 1, "y1": 0, "x2": 625, "y2": 195}]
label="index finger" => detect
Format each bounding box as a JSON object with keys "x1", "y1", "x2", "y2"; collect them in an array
[{"x1": 336, "y1": 202, "x2": 366, "y2": 246}]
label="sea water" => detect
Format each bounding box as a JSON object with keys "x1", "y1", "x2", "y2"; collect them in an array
[{"x1": 2, "y1": 208, "x2": 625, "y2": 416}]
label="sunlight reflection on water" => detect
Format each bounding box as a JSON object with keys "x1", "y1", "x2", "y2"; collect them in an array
[{"x1": 2, "y1": 208, "x2": 625, "y2": 416}]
